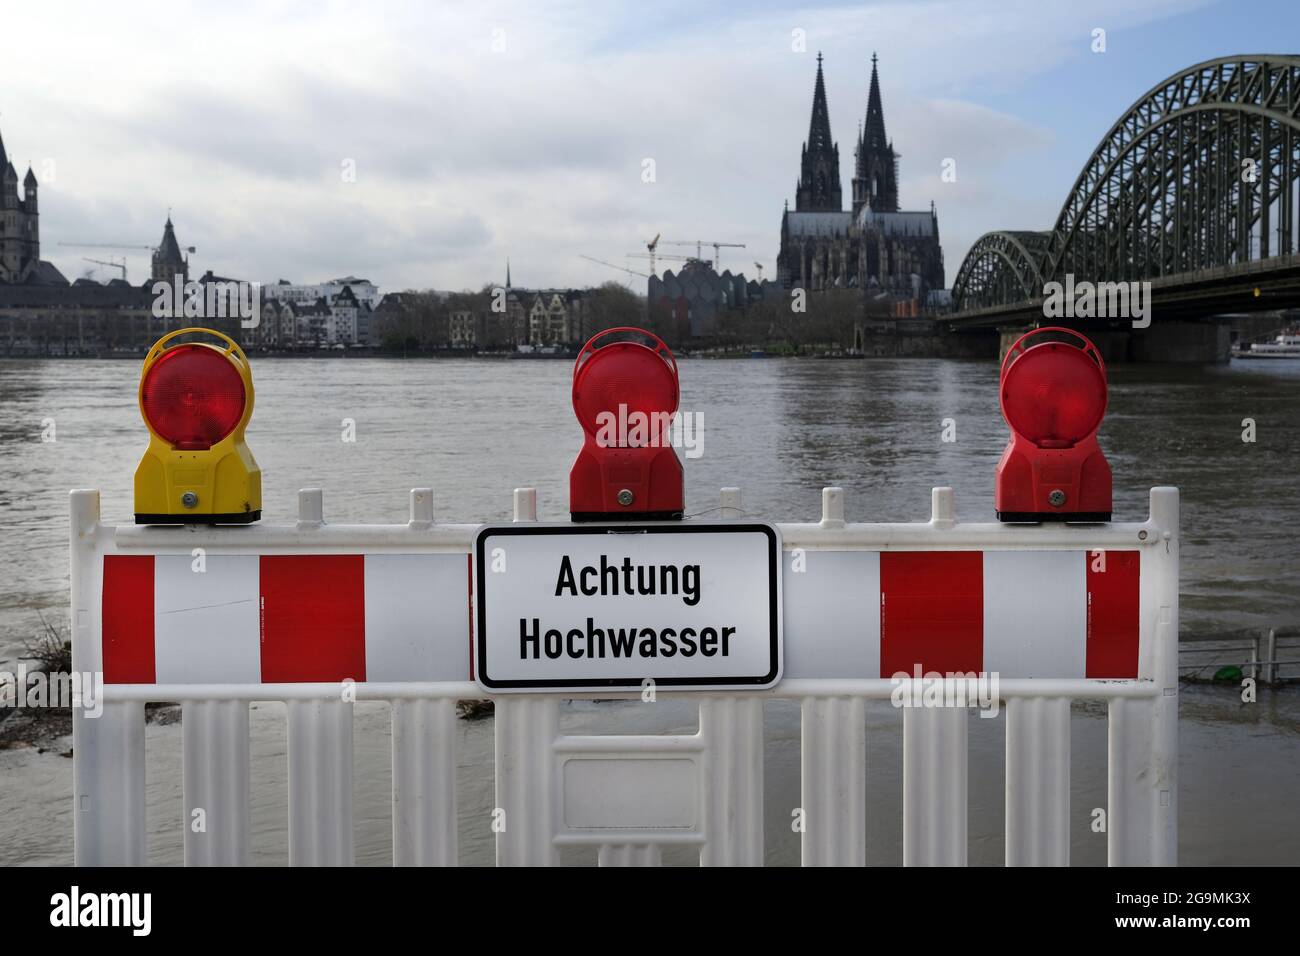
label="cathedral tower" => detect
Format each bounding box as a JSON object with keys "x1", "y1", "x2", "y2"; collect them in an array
[
  {"x1": 794, "y1": 53, "x2": 842, "y2": 213},
  {"x1": 852, "y1": 53, "x2": 899, "y2": 217}
]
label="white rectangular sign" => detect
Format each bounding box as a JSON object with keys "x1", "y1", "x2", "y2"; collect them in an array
[{"x1": 473, "y1": 523, "x2": 782, "y2": 691}]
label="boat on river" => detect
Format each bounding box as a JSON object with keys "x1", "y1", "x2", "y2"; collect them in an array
[{"x1": 1236, "y1": 331, "x2": 1300, "y2": 358}]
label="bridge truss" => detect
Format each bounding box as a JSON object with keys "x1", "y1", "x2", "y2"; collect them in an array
[{"x1": 952, "y1": 55, "x2": 1300, "y2": 316}]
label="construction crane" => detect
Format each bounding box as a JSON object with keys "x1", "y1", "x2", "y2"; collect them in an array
[
  {"x1": 580, "y1": 255, "x2": 649, "y2": 288},
  {"x1": 644, "y1": 233, "x2": 661, "y2": 277},
  {"x1": 59, "y1": 240, "x2": 198, "y2": 255},
  {"x1": 753, "y1": 261, "x2": 764, "y2": 281},
  {"x1": 82, "y1": 256, "x2": 128, "y2": 281},
  {"x1": 663, "y1": 239, "x2": 746, "y2": 271},
  {"x1": 625, "y1": 252, "x2": 699, "y2": 275}
]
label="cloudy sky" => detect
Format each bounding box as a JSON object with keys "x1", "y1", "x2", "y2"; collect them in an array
[{"x1": 2, "y1": 0, "x2": 1295, "y2": 293}]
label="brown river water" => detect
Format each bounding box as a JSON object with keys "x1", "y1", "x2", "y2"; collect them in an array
[{"x1": 0, "y1": 355, "x2": 1297, "y2": 864}]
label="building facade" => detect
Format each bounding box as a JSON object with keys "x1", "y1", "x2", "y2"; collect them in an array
[
  {"x1": 267, "y1": 276, "x2": 380, "y2": 310},
  {"x1": 776, "y1": 54, "x2": 945, "y2": 298},
  {"x1": 262, "y1": 278, "x2": 379, "y2": 346},
  {"x1": 647, "y1": 260, "x2": 778, "y2": 337}
]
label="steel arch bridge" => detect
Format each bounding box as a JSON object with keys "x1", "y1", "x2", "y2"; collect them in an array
[{"x1": 950, "y1": 55, "x2": 1300, "y2": 324}]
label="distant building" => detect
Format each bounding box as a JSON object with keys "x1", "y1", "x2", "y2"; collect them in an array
[
  {"x1": 775, "y1": 54, "x2": 945, "y2": 298},
  {"x1": 520, "y1": 290, "x2": 582, "y2": 345},
  {"x1": 449, "y1": 309, "x2": 475, "y2": 348},
  {"x1": 262, "y1": 277, "x2": 379, "y2": 346},
  {"x1": 498, "y1": 267, "x2": 586, "y2": 347},
  {"x1": 648, "y1": 259, "x2": 778, "y2": 336},
  {"x1": 0, "y1": 123, "x2": 205, "y2": 354},
  {"x1": 267, "y1": 276, "x2": 380, "y2": 310}
]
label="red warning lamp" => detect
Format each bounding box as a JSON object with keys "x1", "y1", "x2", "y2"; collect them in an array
[
  {"x1": 569, "y1": 327, "x2": 684, "y2": 521},
  {"x1": 995, "y1": 327, "x2": 1112, "y2": 522},
  {"x1": 141, "y1": 345, "x2": 247, "y2": 450}
]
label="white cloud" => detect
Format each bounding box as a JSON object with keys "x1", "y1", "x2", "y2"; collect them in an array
[{"x1": 1, "y1": 0, "x2": 1209, "y2": 291}]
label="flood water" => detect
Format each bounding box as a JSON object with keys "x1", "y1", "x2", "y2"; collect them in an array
[{"x1": 1, "y1": 355, "x2": 1298, "y2": 864}]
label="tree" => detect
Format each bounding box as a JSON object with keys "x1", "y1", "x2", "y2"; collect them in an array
[
  {"x1": 375, "y1": 290, "x2": 445, "y2": 352},
  {"x1": 580, "y1": 282, "x2": 644, "y2": 341}
]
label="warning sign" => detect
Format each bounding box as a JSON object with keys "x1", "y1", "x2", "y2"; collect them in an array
[{"x1": 473, "y1": 523, "x2": 782, "y2": 691}]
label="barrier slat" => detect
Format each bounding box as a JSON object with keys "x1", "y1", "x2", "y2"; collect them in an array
[
  {"x1": 700, "y1": 696, "x2": 764, "y2": 866},
  {"x1": 391, "y1": 698, "x2": 457, "y2": 866},
  {"x1": 182, "y1": 699, "x2": 250, "y2": 866},
  {"x1": 287, "y1": 699, "x2": 354, "y2": 865},
  {"x1": 1005, "y1": 696, "x2": 1070, "y2": 866},
  {"x1": 801, "y1": 696, "x2": 866, "y2": 866},
  {"x1": 903, "y1": 706, "x2": 967, "y2": 866},
  {"x1": 495, "y1": 697, "x2": 559, "y2": 865}
]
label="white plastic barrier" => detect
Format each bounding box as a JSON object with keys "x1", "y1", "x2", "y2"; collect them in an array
[{"x1": 70, "y1": 484, "x2": 1179, "y2": 866}]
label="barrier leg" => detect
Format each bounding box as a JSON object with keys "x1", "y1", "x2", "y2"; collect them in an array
[
  {"x1": 1110, "y1": 488, "x2": 1178, "y2": 866},
  {"x1": 70, "y1": 490, "x2": 148, "y2": 866},
  {"x1": 1005, "y1": 696, "x2": 1070, "y2": 866},
  {"x1": 903, "y1": 705, "x2": 967, "y2": 866},
  {"x1": 73, "y1": 700, "x2": 147, "y2": 866},
  {"x1": 287, "y1": 698, "x2": 354, "y2": 866},
  {"x1": 800, "y1": 695, "x2": 866, "y2": 866},
  {"x1": 495, "y1": 697, "x2": 559, "y2": 866},
  {"x1": 1108, "y1": 611, "x2": 1177, "y2": 865},
  {"x1": 700, "y1": 696, "x2": 763, "y2": 866},
  {"x1": 183, "y1": 699, "x2": 250, "y2": 865},
  {"x1": 391, "y1": 697, "x2": 458, "y2": 866}
]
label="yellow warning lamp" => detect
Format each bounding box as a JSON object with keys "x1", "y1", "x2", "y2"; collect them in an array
[{"x1": 134, "y1": 328, "x2": 261, "y2": 524}]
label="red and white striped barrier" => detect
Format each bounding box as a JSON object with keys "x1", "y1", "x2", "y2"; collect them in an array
[
  {"x1": 99, "y1": 548, "x2": 1138, "y2": 683},
  {"x1": 101, "y1": 553, "x2": 470, "y2": 684},
  {"x1": 70, "y1": 484, "x2": 1179, "y2": 868}
]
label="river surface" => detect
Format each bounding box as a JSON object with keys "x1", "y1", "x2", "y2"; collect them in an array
[{"x1": 1, "y1": 355, "x2": 1298, "y2": 864}]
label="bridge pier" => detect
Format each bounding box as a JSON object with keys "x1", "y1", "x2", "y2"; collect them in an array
[{"x1": 1129, "y1": 322, "x2": 1231, "y2": 364}]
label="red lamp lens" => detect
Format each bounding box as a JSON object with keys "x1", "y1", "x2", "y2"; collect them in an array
[
  {"x1": 1001, "y1": 342, "x2": 1106, "y2": 447},
  {"x1": 141, "y1": 344, "x2": 246, "y2": 450},
  {"x1": 573, "y1": 342, "x2": 678, "y2": 441}
]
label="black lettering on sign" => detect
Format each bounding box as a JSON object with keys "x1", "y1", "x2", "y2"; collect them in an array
[
  {"x1": 518, "y1": 618, "x2": 738, "y2": 661},
  {"x1": 553, "y1": 554, "x2": 703, "y2": 606}
]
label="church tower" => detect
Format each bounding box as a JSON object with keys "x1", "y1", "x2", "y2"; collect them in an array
[
  {"x1": 0, "y1": 124, "x2": 41, "y2": 284},
  {"x1": 794, "y1": 53, "x2": 842, "y2": 213},
  {"x1": 852, "y1": 53, "x2": 899, "y2": 217},
  {"x1": 151, "y1": 216, "x2": 188, "y2": 284}
]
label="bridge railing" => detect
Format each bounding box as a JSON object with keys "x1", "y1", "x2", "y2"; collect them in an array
[{"x1": 70, "y1": 484, "x2": 1179, "y2": 866}]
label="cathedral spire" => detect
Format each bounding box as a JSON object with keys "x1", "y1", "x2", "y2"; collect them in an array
[
  {"x1": 807, "y1": 52, "x2": 833, "y2": 155},
  {"x1": 852, "y1": 52, "x2": 898, "y2": 216},
  {"x1": 862, "y1": 51, "x2": 888, "y2": 151},
  {"x1": 794, "y1": 52, "x2": 842, "y2": 213}
]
